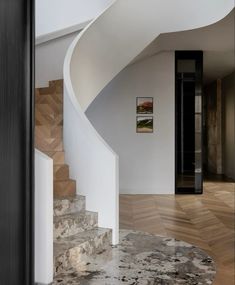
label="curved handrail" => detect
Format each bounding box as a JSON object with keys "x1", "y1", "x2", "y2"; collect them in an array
[{"x1": 64, "y1": 0, "x2": 234, "y2": 245}]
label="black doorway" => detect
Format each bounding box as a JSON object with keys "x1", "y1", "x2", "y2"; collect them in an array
[
  {"x1": 175, "y1": 51, "x2": 203, "y2": 194},
  {"x1": 0, "y1": 0, "x2": 34, "y2": 284}
]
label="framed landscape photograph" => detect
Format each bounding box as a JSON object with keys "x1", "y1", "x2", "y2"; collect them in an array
[
  {"x1": 136, "y1": 97, "x2": 153, "y2": 114},
  {"x1": 136, "y1": 116, "x2": 153, "y2": 133}
]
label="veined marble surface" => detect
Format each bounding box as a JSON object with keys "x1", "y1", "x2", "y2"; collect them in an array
[{"x1": 53, "y1": 230, "x2": 216, "y2": 285}]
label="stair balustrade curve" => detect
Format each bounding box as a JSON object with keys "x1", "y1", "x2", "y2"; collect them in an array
[{"x1": 63, "y1": 0, "x2": 234, "y2": 245}]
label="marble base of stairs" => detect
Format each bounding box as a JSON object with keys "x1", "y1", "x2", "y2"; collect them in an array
[
  {"x1": 53, "y1": 230, "x2": 216, "y2": 285},
  {"x1": 54, "y1": 211, "x2": 98, "y2": 239},
  {"x1": 54, "y1": 228, "x2": 112, "y2": 276},
  {"x1": 54, "y1": 195, "x2": 86, "y2": 217}
]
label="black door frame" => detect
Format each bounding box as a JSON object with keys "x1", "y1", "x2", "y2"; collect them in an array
[
  {"x1": 0, "y1": 0, "x2": 34, "y2": 284},
  {"x1": 175, "y1": 51, "x2": 203, "y2": 194}
]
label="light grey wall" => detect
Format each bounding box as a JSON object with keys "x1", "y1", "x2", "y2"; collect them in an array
[
  {"x1": 86, "y1": 52, "x2": 175, "y2": 194},
  {"x1": 222, "y1": 71, "x2": 235, "y2": 180},
  {"x1": 36, "y1": 0, "x2": 113, "y2": 37},
  {"x1": 35, "y1": 32, "x2": 79, "y2": 88}
]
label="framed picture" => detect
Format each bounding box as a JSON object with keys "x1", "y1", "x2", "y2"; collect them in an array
[
  {"x1": 136, "y1": 97, "x2": 153, "y2": 114},
  {"x1": 136, "y1": 116, "x2": 153, "y2": 133}
]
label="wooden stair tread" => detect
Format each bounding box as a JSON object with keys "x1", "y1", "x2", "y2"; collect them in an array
[
  {"x1": 44, "y1": 151, "x2": 65, "y2": 164},
  {"x1": 37, "y1": 80, "x2": 63, "y2": 96},
  {"x1": 35, "y1": 126, "x2": 63, "y2": 138}
]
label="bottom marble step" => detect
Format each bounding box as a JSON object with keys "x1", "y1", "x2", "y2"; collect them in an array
[
  {"x1": 53, "y1": 230, "x2": 216, "y2": 285},
  {"x1": 54, "y1": 227, "x2": 112, "y2": 277}
]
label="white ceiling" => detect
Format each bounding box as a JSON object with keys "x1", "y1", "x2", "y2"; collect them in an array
[{"x1": 132, "y1": 9, "x2": 235, "y2": 85}]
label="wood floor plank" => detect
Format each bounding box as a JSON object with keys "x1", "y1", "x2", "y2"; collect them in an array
[{"x1": 120, "y1": 181, "x2": 235, "y2": 285}]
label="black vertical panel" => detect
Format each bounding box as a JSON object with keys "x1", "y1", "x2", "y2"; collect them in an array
[
  {"x1": 0, "y1": 0, "x2": 34, "y2": 284},
  {"x1": 175, "y1": 51, "x2": 203, "y2": 194}
]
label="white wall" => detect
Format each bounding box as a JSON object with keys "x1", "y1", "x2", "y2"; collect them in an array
[
  {"x1": 35, "y1": 150, "x2": 53, "y2": 284},
  {"x1": 87, "y1": 52, "x2": 175, "y2": 194},
  {"x1": 36, "y1": 32, "x2": 78, "y2": 88},
  {"x1": 36, "y1": 0, "x2": 113, "y2": 38}
]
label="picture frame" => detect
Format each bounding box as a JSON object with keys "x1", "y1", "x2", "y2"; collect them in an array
[
  {"x1": 136, "y1": 97, "x2": 153, "y2": 114},
  {"x1": 136, "y1": 116, "x2": 153, "y2": 133}
]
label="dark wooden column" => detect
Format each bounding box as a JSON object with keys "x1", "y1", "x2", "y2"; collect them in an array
[{"x1": 0, "y1": 0, "x2": 34, "y2": 284}]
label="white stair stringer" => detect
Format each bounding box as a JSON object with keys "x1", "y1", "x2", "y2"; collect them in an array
[{"x1": 63, "y1": 0, "x2": 234, "y2": 246}]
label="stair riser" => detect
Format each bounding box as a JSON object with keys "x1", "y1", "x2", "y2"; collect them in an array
[
  {"x1": 35, "y1": 113, "x2": 63, "y2": 126},
  {"x1": 36, "y1": 87, "x2": 62, "y2": 96},
  {"x1": 35, "y1": 139, "x2": 63, "y2": 152},
  {"x1": 35, "y1": 104, "x2": 63, "y2": 116},
  {"x1": 54, "y1": 212, "x2": 98, "y2": 239},
  {"x1": 54, "y1": 230, "x2": 112, "y2": 277},
  {"x1": 54, "y1": 180, "x2": 76, "y2": 198},
  {"x1": 54, "y1": 196, "x2": 85, "y2": 216},
  {"x1": 49, "y1": 80, "x2": 63, "y2": 93},
  {"x1": 35, "y1": 93, "x2": 63, "y2": 105},
  {"x1": 54, "y1": 165, "x2": 69, "y2": 181},
  {"x1": 35, "y1": 126, "x2": 63, "y2": 139}
]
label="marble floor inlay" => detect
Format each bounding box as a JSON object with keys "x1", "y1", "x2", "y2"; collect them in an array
[{"x1": 53, "y1": 230, "x2": 216, "y2": 285}]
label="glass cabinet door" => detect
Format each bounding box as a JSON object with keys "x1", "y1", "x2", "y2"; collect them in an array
[{"x1": 175, "y1": 52, "x2": 203, "y2": 194}]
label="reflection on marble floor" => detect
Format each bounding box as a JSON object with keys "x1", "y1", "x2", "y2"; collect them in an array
[{"x1": 53, "y1": 230, "x2": 216, "y2": 285}]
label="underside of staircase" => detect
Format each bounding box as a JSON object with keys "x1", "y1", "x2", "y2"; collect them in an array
[{"x1": 35, "y1": 80, "x2": 112, "y2": 278}]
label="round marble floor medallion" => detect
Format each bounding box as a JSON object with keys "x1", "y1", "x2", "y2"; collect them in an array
[{"x1": 53, "y1": 230, "x2": 216, "y2": 285}]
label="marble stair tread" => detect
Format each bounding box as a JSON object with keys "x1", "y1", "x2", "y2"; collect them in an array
[
  {"x1": 54, "y1": 195, "x2": 86, "y2": 216},
  {"x1": 54, "y1": 227, "x2": 112, "y2": 258},
  {"x1": 54, "y1": 211, "x2": 98, "y2": 239},
  {"x1": 54, "y1": 227, "x2": 112, "y2": 277}
]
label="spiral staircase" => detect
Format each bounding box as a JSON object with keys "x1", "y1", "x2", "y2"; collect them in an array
[
  {"x1": 35, "y1": 0, "x2": 234, "y2": 283},
  {"x1": 63, "y1": 0, "x2": 233, "y2": 250}
]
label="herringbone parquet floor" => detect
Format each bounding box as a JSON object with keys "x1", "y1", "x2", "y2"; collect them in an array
[{"x1": 120, "y1": 181, "x2": 235, "y2": 285}]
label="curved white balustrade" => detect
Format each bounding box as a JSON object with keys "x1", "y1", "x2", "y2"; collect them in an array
[{"x1": 64, "y1": 0, "x2": 234, "y2": 245}]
